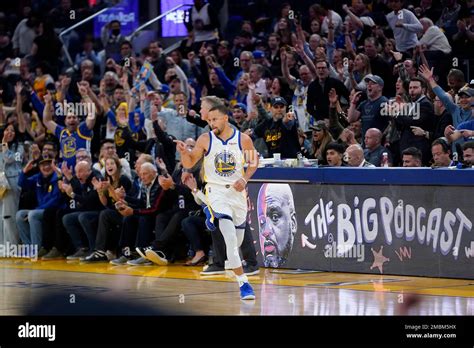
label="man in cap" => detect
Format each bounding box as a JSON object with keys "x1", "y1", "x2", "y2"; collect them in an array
[
  {"x1": 348, "y1": 74, "x2": 389, "y2": 141},
  {"x1": 15, "y1": 156, "x2": 65, "y2": 258},
  {"x1": 420, "y1": 65, "x2": 474, "y2": 142},
  {"x1": 252, "y1": 50, "x2": 266, "y2": 65},
  {"x1": 253, "y1": 96, "x2": 300, "y2": 158},
  {"x1": 231, "y1": 103, "x2": 248, "y2": 130},
  {"x1": 444, "y1": 86, "x2": 474, "y2": 143}
]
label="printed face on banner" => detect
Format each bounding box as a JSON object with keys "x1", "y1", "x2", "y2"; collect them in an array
[{"x1": 257, "y1": 184, "x2": 297, "y2": 268}]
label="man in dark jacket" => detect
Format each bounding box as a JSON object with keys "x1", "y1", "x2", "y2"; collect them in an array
[
  {"x1": 306, "y1": 60, "x2": 349, "y2": 121},
  {"x1": 395, "y1": 77, "x2": 436, "y2": 166},
  {"x1": 16, "y1": 156, "x2": 64, "y2": 257},
  {"x1": 253, "y1": 96, "x2": 300, "y2": 159},
  {"x1": 59, "y1": 161, "x2": 105, "y2": 260},
  {"x1": 143, "y1": 164, "x2": 201, "y2": 266}
]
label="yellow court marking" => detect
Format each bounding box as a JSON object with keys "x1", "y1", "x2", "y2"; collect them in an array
[{"x1": 1, "y1": 258, "x2": 473, "y2": 298}]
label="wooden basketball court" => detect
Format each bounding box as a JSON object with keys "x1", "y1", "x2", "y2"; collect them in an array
[{"x1": 1, "y1": 258, "x2": 473, "y2": 315}]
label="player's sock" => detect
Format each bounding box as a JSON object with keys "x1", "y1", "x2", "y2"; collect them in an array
[{"x1": 236, "y1": 273, "x2": 249, "y2": 287}]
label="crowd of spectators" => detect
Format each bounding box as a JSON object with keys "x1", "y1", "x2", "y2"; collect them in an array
[{"x1": 0, "y1": 0, "x2": 473, "y2": 268}]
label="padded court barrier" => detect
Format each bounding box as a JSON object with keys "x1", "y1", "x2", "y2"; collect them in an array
[{"x1": 248, "y1": 167, "x2": 474, "y2": 279}]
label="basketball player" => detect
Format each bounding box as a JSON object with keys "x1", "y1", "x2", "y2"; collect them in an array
[{"x1": 175, "y1": 104, "x2": 259, "y2": 300}]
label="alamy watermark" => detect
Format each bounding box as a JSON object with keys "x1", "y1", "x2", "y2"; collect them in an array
[
  {"x1": 55, "y1": 100, "x2": 96, "y2": 118},
  {"x1": 324, "y1": 242, "x2": 365, "y2": 262},
  {"x1": 380, "y1": 101, "x2": 420, "y2": 120},
  {"x1": 18, "y1": 322, "x2": 56, "y2": 341},
  {"x1": 0, "y1": 242, "x2": 38, "y2": 261}
]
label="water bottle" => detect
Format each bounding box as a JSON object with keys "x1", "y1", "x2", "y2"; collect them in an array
[
  {"x1": 381, "y1": 152, "x2": 389, "y2": 167},
  {"x1": 297, "y1": 153, "x2": 304, "y2": 167}
]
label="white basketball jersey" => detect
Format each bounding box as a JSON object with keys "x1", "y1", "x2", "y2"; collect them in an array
[{"x1": 204, "y1": 129, "x2": 245, "y2": 186}]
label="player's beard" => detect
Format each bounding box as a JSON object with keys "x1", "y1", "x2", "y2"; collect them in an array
[{"x1": 213, "y1": 127, "x2": 222, "y2": 136}]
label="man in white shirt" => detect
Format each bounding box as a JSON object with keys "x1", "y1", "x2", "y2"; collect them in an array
[
  {"x1": 321, "y1": 9, "x2": 343, "y2": 36},
  {"x1": 418, "y1": 17, "x2": 452, "y2": 84},
  {"x1": 246, "y1": 64, "x2": 268, "y2": 115},
  {"x1": 419, "y1": 18, "x2": 452, "y2": 55},
  {"x1": 386, "y1": 0, "x2": 423, "y2": 53}
]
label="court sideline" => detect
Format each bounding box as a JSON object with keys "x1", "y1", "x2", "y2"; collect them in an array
[{"x1": 0, "y1": 258, "x2": 473, "y2": 315}]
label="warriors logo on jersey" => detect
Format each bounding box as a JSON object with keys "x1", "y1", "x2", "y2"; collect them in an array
[
  {"x1": 62, "y1": 136, "x2": 77, "y2": 158},
  {"x1": 204, "y1": 129, "x2": 245, "y2": 186},
  {"x1": 114, "y1": 128, "x2": 126, "y2": 147},
  {"x1": 214, "y1": 150, "x2": 237, "y2": 177}
]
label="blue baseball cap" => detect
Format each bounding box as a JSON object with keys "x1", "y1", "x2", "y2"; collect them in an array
[
  {"x1": 159, "y1": 84, "x2": 170, "y2": 94},
  {"x1": 233, "y1": 103, "x2": 247, "y2": 113},
  {"x1": 271, "y1": 97, "x2": 287, "y2": 106},
  {"x1": 364, "y1": 74, "x2": 384, "y2": 87},
  {"x1": 252, "y1": 50, "x2": 265, "y2": 59}
]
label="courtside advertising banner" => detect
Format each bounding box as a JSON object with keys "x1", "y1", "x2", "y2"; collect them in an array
[{"x1": 248, "y1": 183, "x2": 474, "y2": 279}]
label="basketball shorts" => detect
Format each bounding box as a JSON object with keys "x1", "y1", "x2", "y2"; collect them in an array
[{"x1": 205, "y1": 183, "x2": 247, "y2": 228}]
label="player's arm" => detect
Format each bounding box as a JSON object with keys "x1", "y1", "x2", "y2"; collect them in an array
[
  {"x1": 233, "y1": 133, "x2": 259, "y2": 192},
  {"x1": 174, "y1": 133, "x2": 209, "y2": 169}
]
